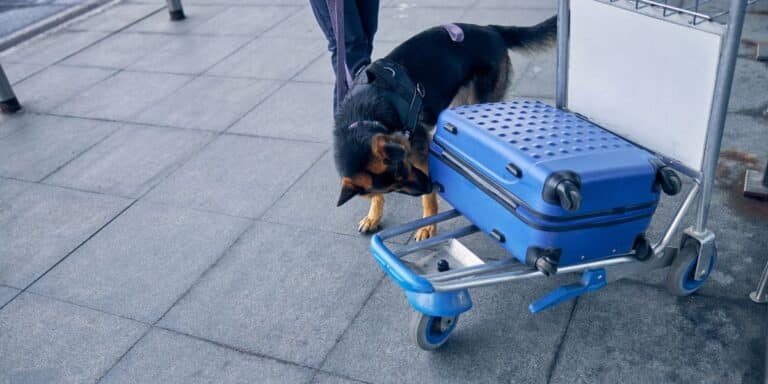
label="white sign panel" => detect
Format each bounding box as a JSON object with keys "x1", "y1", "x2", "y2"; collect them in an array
[{"x1": 567, "y1": 0, "x2": 724, "y2": 172}]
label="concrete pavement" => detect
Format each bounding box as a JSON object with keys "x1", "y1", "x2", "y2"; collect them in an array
[{"x1": 0, "y1": 0, "x2": 766, "y2": 383}]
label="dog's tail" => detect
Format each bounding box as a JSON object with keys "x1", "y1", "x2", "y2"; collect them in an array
[{"x1": 490, "y1": 16, "x2": 557, "y2": 52}]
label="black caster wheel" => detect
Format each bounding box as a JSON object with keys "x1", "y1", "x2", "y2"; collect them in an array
[
  {"x1": 665, "y1": 239, "x2": 716, "y2": 296},
  {"x1": 633, "y1": 235, "x2": 652, "y2": 261},
  {"x1": 410, "y1": 311, "x2": 458, "y2": 350},
  {"x1": 535, "y1": 256, "x2": 558, "y2": 276}
]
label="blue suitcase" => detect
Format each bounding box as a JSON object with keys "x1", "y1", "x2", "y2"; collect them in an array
[{"x1": 429, "y1": 100, "x2": 681, "y2": 274}]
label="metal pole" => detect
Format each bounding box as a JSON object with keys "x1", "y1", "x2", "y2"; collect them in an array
[
  {"x1": 556, "y1": 0, "x2": 570, "y2": 109},
  {"x1": 0, "y1": 64, "x2": 21, "y2": 114},
  {"x1": 166, "y1": 0, "x2": 185, "y2": 21},
  {"x1": 750, "y1": 259, "x2": 768, "y2": 303},
  {"x1": 693, "y1": 0, "x2": 748, "y2": 233}
]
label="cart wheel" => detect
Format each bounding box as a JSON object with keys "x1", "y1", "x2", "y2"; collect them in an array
[
  {"x1": 665, "y1": 240, "x2": 716, "y2": 296},
  {"x1": 410, "y1": 311, "x2": 458, "y2": 350}
]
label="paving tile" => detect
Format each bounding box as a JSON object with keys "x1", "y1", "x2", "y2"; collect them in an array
[
  {"x1": 208, "y1": 37, "x2": 325, "y2": 80},
  {"x1": 0, "y1": 286, "x2": 19, "y2": 307},
  {"x1": 742, "y1": 14, "x2": 768, "y2": 45},
  {"x1": 263, "y1": 7, "x2": 327, "y2": 39},
  {"x1": 182, "y1": 0, "x2": 308, "y2": 4},
  {"x1": 472, "y1": 0, "x2": 557, "y2": 8},
  {"x1": 54, "y1": 71, "x2": 193, "y2": 121},
  {"x1": 190, "y1": 5, "x2": 300, "y2": 36},
  {"x1": 229, "y1": 82, "x2": 333, "y2": 142},
  {"x1": 1, "y1": 31, "x2": 109, "y2": 65},
  {"x1": 457, "y1": 7, "x2": 555, "y2": 25},
  {"x1": 61, "y1": 33, "x2": 175, "y2": 69},
  {"x1": 384, "y1": 0, "x2": 469, "y2": 7},
  {"x1": 2, "y1": 62, "x2": 45, "y2": 84},
  {"x1": 124, "y1": 5, "x2": 227, "y2": 34},
  {"x1": 321, "y1": 275, "x2": 574, "y2": 384},
  {"x1": 45, "y1": 125, "x2": 212, "y2": 197},
  {"x1": 311, "y1": 372, "x2": 366, "y2": 384},
  {"x1": 261, "y1": 151, "x2": 422, "y2": 242},
  {"x1": 145, "y1": 135, "x2": 327, "y2": 218},
  {"x1": 30, "y1": 201, "x2": 251, "y2": 323},
  {"x1": 510, "y1": 49, "x2": 556, "y2": 98},
  {"x1": 0, "y1": 180, "x2": 130, "y2": 288},
  {"x1": 292, "y1": 56, "x2": 334, "y2": 84},
  {"x1": 0, "y1": 110, "x2": 33, "y2": 139},
  {"x1": 729, "y1": 58, "x2": 768, "y2": 113},
  {"x1": 0, "y1": 293, "x2": 148, "y2": 384},
  {"x1": 549, "y1": 283, "x2": 767, "y2": 384},
  {"x1": 0, "y1": 176, "x2": 32, "y2": 201},
  {"x1": 0, "y1": 114, "x2": 120, "y2": 181},
  {"x1": 128, "y1": 35, "x2": 249, "y2": 75},
  {"x1": 67, "y1": 3, "x2": 163, "y2": 32},
  {"x1": 132, "y1": 76, "x2": 281, "y2": 132},
  {"x1": 374, "y1": 7, "x2": 466, "y2": 42},
  {"x1": 12, "y1": 66, "x2": 117, "y2": 112},
  {"x1": 100, "y1": 328, "x2": 315, "y2": 384},
  {"x1": 158, "y1": 221, "x2": 384, "y2": 367}
]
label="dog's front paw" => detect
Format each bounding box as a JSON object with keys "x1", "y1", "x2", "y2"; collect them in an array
[
  {"x1": 358, "y1": 215, "x2": 381, "y2": 233},
  {"x1": 414, "y1": 224, "x2": 436, "y2": 241}
]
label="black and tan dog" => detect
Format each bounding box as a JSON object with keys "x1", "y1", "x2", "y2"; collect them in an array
[{"x1": 334, "y1": 17, "x2": 557, "y2": 241}]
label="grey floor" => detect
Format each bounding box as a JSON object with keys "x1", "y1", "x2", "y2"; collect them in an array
[{"x1": 0, "y1": 0, "x2": 767, "y2": 383}]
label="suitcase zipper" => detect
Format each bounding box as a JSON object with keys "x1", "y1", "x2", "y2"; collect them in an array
[
  {"x1": 431, "y1": 146, "x2": 656, "y2": 232},
  {"x1": 431, "y1": 140, "x2": 656, "y2": 222}
]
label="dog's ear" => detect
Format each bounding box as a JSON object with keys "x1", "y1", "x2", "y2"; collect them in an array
[
  {"x1": 337, "y1": 177, "x2": 361, "y2": 207},
  {"x1": 371, "y1": 134, "x2": 406, "y2": 163},
  {"x1": 371, "y1": 134, "x2": 389, "y2": 159}
]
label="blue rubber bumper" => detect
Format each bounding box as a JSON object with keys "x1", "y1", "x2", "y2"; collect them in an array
[{"x1": 370, "y1": 211, "x2": 473, "y2": 317}]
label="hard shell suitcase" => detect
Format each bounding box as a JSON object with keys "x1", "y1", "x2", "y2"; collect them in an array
[{"x1": 429, "y1": 100, "x2": 680, "y2": 273}]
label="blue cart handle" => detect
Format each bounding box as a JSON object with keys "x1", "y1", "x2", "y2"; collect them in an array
[
  {"x1": 371, "y1": 209, "x2": 462, "y2": 293},
  {"x1": 371, "y1": 235, "x2": 434, "y2": 293}
]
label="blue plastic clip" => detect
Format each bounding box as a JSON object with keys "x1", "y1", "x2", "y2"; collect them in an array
[{"x1": 528, "y1": 269, "x2": 607, "y2": 313}]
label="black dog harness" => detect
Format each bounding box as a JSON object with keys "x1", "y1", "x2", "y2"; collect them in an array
[{"x1": 347, "y1": 59, "x2": 425, "y2": 139}]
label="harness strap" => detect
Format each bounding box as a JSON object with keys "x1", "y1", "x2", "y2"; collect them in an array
[
  {"x1": 352, "y1": 59, "x2": 425, "y2": 138},
  {"x1": 442, "y1": 23, "x2": 464, "y2": 42}
]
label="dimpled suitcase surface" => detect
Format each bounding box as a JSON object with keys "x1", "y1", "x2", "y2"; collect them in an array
[{"x1": 429, "y1": 100, "x2": 664, "y2": 267}]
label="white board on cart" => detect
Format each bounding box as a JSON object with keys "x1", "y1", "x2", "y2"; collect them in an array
[{"x1": 566, "y1": 0, "x2": 725, "y2": 173}]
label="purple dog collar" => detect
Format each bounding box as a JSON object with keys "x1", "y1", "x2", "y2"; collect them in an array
[{"x1": 442, "y1": 23, "x2": 464, "y2": 42}]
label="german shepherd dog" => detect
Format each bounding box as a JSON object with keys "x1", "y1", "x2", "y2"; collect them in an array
[{"x1": 334, "y1": 17, "x2": 557, "y2": 241}]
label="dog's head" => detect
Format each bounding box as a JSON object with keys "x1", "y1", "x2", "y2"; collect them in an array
[{"x1": 334, "y1": 122, "x2": 432, "y2": 207}]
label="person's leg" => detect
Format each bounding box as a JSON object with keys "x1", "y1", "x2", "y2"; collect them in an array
[
  {"x1": 310, "y1": 0, "x2": 343, "y2": 110},
  {"x1": 342, "y1": 0, "x2": 377, "y2": 76},
  {"x1": 356, "y1": 0, "x2": 379, "y2": 60},
  {"x1": 309, "y1": 0, "x2": 379, "y2": 110}
]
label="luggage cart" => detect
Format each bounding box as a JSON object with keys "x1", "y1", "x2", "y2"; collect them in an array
[{"x1": 370, "y1": 0, "x2": 756, "y2": 350}]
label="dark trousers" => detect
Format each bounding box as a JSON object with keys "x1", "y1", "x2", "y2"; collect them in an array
[{"x1": 310, "y1": 0, "x2": 380, "y2": 110}]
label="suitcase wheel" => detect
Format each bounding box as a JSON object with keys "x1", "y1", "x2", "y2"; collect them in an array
[
  {"x1": 410, "y1": 311, "x2": 459, "y2": 350},
  {"x1": 632, "y1": 235, "x2": 652, "y2": 261},
  {"x1": 657, "y1": 167, "x2": 682, "y2": 196},
  {"x1": 665, "y1": 239, "x2": 716, "y2": 296},
  {"x1": 544, "y1": 171, "x2": 582, "y2": 212},
  {"x1": 556, "y1": 180, "x2": 582, "y2": 211},
  {"x1": 536, "y1": 256, "x2": 558, "y2": 276}
]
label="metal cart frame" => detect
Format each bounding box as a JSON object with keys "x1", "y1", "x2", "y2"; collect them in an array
[{"x1": 370, "y1": 0, "x2": 755, "y2": 349}]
